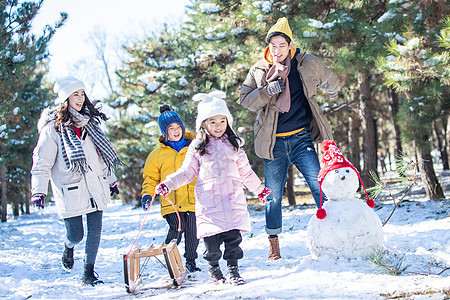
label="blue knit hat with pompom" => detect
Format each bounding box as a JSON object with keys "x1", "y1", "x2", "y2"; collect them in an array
[{"x1": 158, "y1": 105, "x2": 185, "y2": 139}]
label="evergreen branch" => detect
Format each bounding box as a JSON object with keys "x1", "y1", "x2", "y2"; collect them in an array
[
  {"x1": 368, "y1": 249, "x2": 408, "y2": 276},
  {"x1": 372, "y1": 260, "x2": 443, "y2": 276},
  {"x1": 368, "y1": 249, "x2": 449, "y2": 276}
]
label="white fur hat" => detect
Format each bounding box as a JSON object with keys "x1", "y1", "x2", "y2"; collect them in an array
[
  {"x1": 193, "y1": 91, "x2": 234, "y2": 131},
  {"x1": 53, "y1": 76, "x2": 85, "y2": 104}
]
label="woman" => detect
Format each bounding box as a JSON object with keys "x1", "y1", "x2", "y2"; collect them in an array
[{"x1": 31, "y1": 76, "x2": 123, "y2": 286}]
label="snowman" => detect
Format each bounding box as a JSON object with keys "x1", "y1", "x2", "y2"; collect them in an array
[{"x1": 307, "y1": 140, "x2": 384, "y2": 259}]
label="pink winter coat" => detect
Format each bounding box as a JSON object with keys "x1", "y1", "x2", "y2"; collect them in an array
[{"x1": 162, "y1": 135, "x2": 263, "y2": 239}]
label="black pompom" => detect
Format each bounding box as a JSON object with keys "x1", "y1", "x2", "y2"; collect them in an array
[{"x1": 159, "y1": 105, "x2": 171, "y2": 114}]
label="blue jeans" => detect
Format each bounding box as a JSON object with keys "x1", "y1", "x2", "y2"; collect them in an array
[
  {"x1": 264, "y1": 129, "x2": 324, "y2": 235},
  {"x1": 64, "y1": 210, "x2": 103, "y2": 265}
]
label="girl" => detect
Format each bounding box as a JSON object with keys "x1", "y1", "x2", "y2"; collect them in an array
[
  {"x1": 155, "y1": 91, "x2": 271, "y2": 285},
  {"x1": 141, "y1": 105, "x2": 200, "y2": 273},
  {"x1": 31, "y1": 76, "x2": 123, "y2": 286}
]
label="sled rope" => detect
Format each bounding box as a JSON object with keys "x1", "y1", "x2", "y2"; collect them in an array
[{"x1": 125, "y1": 193, "x2": 182, "y2": 260}]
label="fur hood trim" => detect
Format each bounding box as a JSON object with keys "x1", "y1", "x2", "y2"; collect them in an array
[{"x1": 37, "y1": 107, "x2": 56, "y2": 133}]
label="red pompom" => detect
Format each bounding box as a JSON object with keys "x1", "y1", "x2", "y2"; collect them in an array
[
  {"x1": 321, "y1": 140, "x2": 336, "y2": 152},
  {"x1": 316, "y1": 208, "x2": 326, "y2": 219},
  {"x1": 366, "y1": 198, "x2": 375, "y2": 208}
]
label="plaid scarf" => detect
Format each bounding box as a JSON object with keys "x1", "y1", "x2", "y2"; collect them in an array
[{"x1": 59, "y1": 107, "x2": 123, "y2": 175}]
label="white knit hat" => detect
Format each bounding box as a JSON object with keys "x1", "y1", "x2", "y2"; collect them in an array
[
  {"x1": 193, "y1": 91, "x2": 234, "y2": 131},
  {"x1": 53, "y1": 76, "x2": 85, "y2": 104}
]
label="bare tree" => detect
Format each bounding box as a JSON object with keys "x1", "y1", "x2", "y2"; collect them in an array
[{"x1": 89, "y1": 29, "x2": 117, "y2": 96}]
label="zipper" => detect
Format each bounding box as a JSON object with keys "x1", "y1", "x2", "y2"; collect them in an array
[{"x1": 173, "y1": 154, "x2": 177, "y2": 208}]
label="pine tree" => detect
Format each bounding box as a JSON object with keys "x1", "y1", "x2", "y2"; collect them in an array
[
  {"x1": 377, "y1": 19, "x2": 449, "y2": 199},
  {"x1": 287, "y1": 0, "x2": 399, "y2": 188},
  {"x1": 105, "y1": 29, "x2": 194, "y2": 203},
  {"x1": 0, "y1": 0, "x2": 66, "y2": 221},
  {"x1": 107, "y1": 1, "x2": 273, "y2": 202}
]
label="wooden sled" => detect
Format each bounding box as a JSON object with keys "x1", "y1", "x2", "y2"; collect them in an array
[{"x1": 123, "y1": 241, "x2": 187, "y2": 293}]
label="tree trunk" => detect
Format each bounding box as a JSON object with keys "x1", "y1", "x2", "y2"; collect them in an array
[
  {"x1": 359, "y1": 74, "x2": 378, "y2": 188},
  {"x1": 415, "y1": 135, "x2": 445, "y2": 200},
  {"x1": 348, "y1": 110, "x2": 361, "y2": 171},
  {"x1": 378, "y1": 114, "x2": 390, "y2": 174},
  {"x1": 13, "y1": 203, "x2": 19, "y2": 217},
  {"x1": 25, "y1": 192, "x2": 30, "y2": 215},
  {"x1": 437, "y1": 117, "x2": 449, "y2": 170},
  {"x1": 433, "y1": 120, "x2": 449, "y2": 170},
  {"x1": 286, "y1": 164, "x2": 296, "y2": 205},
  {"x1": 447, "y1": 115, "x2": 450, "y2": 166},
  {"x1": 373, "y1": 117, "x2": 379, "y2": 173},
  {"x1": 388, "y1": 88, "x2": 403, "y2": 160},
  {"x1": 1, "y1": 165, "x2": 7, "y2": 222}
]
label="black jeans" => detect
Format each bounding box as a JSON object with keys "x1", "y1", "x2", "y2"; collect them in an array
[
  {"x1": 203, "y1": 229, "x2": 243, "y2": 267},
  {"x1": 164, "y1": 211, "x2": 199, "y2": 261}
]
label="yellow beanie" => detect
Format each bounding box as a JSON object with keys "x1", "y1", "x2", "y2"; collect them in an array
[{"x1": 266, "y1": 17, "x2": 293, "y2": 43}]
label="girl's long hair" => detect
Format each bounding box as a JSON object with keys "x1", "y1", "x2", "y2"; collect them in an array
[
  {"x1": 54, "y1": 95, "x2": 108, "y2": 130},
  {"x1": 196, "y1": 124, "x2": 241, "y2": 156}
]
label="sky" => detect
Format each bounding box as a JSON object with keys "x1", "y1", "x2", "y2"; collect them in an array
[
  {"x1": 0, "y1": 169, "x2": 449, "y2": 299},
  {"x1": 31, "y1": 0, "x2": 190, "y2": 99}
]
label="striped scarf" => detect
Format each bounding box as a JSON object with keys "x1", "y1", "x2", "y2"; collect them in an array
[{"x1": 60, "y1": 107, "x2": 124, "y2": 175}]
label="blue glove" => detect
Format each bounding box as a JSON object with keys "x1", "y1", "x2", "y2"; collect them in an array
[
  {"x1": 31, "y1": 194, "x2": 45, "y2": 209},
  {"x1": 110, "y1": 182, "x2": 119, "y2": 196},
  {"x1": 141, "y1": 194, "x2": 152, "y2": 211}
]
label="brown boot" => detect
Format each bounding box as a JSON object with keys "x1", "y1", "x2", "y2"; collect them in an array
[{"x1": 268, "y1": 236, "x2": 281, "y2": 260}]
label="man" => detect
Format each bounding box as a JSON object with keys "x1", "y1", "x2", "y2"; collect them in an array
[{"x1": 239, "y1": 17, "x2": 339, "y2": 260}]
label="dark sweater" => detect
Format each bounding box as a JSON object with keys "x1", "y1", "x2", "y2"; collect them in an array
[{"x1": 276, "y1": 49, "x2": 312, "y2": 134}]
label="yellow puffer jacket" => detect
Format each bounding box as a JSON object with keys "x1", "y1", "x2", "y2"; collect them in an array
[{"x1": 142, "y1": 132, "x2": 196, "y2": 217}]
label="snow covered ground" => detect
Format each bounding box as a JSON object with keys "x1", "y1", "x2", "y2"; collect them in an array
[{"x1": 1, "y1": 172, "x2": 449, "y2": 299}]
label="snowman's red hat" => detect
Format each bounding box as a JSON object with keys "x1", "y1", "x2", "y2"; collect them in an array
[{"x1": 316, "y1": 140, "x2": 375, "y2": 219}]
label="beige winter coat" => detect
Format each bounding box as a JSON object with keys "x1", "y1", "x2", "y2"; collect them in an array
[
  {"x1": 240, "y1": 52, "x2": 339, "y2": 160},
  {"x1": 31, "y1": 119, "x2": 116, "y2": 219}
]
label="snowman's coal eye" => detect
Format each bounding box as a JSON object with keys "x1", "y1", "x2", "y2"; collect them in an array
[
  {"x1": 346, "y1": 170, "x2": 350, "y2": 173},
  {"x1": 334, "y1": 170, "x2": 339, "y2": 173}
]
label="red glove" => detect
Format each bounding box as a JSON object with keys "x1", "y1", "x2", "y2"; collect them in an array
[
  {"x1": 155, "y1": 183, "x2": 170, "y2": 196},
  {"x1": 258, "y1": 187, "x2": 271, "y2": 204}
]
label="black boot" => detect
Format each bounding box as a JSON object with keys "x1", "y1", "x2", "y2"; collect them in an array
[
  {"x1": 81, "y1": 264, "x2": 104, "y2": 286},
  {"x1": 227, "y1": 265, "x2": 245, "y2": 285},
  {"x1": 207, "y1": 264, "x2": 225, "y2": 283},
  {"x1": 185, "y1": 260, "x2": 201, "y2": 273},
  {"x1": 61, "y1": 244, "x2": 74, "y2": 272}
]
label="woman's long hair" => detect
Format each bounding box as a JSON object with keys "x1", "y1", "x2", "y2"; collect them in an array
[
  {"x1": 54, "y1": 95, "x2": 108, "y2": 130},
  {"x1": 195, "y1": 124, "x2": 241, "y2": 156}
]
